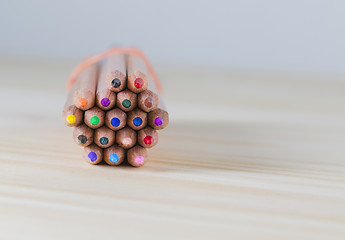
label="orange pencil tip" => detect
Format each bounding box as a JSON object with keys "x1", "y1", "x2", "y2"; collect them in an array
[{"x1": 79, "y1": 98, "x2": 88, "y2": 107}]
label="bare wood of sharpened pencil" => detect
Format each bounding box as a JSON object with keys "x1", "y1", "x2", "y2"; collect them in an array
[
  {"x1": 126, "y1": 53, "x2": 148, "y2": 93},
  {"x1": 62, "y1": 77, "x2": 83, "y2": 127},
  {"x1": 73, "y1": 63, "x2": 98, "y2": 110},
  {"x1": 138, "y1": 73, "x2": 159, "y2": 112},
  {"x1": 116, "y1": 89, "x2": 137, "y2": 112},
  {"x1": 94, "y1": 126, "x2": 115, "y2": 148},
  {"x1": 138, "y1": 127, "x2": 158, "y2": 148},
  {"x1": 96, "y1": 60, "x2": 116, "y2": 111},
  {"x1": 104, "y1": 53, "x2": 126, "y2": 92},
  {"x1": 147, "y1": 99, "x2": 169, "y2": 130},
  {"x1": 73, "y1": 124, "x2": 94, "y2": 147},
  {"x1": 84, "y1": 107, "x2": 105, "y2": 129},
  {"x1": 116, "y1": 127, "x2": 137, "y2": 149},
  {"x1": 103, "y1": 145, "x2": 125, "y2": 166},
  {"x1": 83, "y1": 144, "x2": 103, "y2": 165},
  {"x1": 127, "y1": 108, "x2": 147, "y2": 131},
  {"x1": 127, "y1": 145, "x2": 147, "y2": 167},
  {"x1": 105, "y1": 108, "x2": 127, "y2": 131}
]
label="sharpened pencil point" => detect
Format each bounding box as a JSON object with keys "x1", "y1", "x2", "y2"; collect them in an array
[
  {"x1": 144, "y1": 97, "x2": 153, "y2": 108},
  {"x1": 111, "y1": 117, "x2": 120, "y2": 127},
  {"x1": 122, "y1": 99, "x2": 131, "y2": 108},
  {"x1": 78, "y1": 135, "x2": 87, "y2": 144},
  {"x1": 79, "y1": 98, "x2": 88, "y2": 107},
  {"x1": 90, "y1": 116, "x2": 100, "y2": 125},
  {"x1": 88, "y1": 152, "x2": 98, "y2": 162},
  {"x1": 154, "y1": 117, "x2": 163, "y2": 126},
  {"x1": 112, "y1": 78, "x2": 121, "y2": 88},
  {"x1": 99, "y1": 137, "x2": 109, "y2": 145},
  {"x1": 134, "y1": 78, "x2": 144, "y2": 88},
  {"x1": 109, "y1": 154, "x2": 119, "y2": 163},
  {"x1": 144, "y1": 136, "x2": 153, "y2": 145},
  {"x1": 66, "y1": 114, "x2": 76, "y2": 124},
  {"x1": 133, "y1": 117, "x2": 143, "y2": 126},
  {"x1": 101, "y1": 98, "x2": 110, "y2": 107},
  {"x1": 135, "y1": 156, "x2": 145, "y2": 165}
]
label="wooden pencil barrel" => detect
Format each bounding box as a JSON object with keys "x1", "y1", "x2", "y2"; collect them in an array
[
  {"x1": 103, "y1": 53, "x2": 127, "y2": 92},
  {"x1": 127, "y1": 108, "x2": 147, "y2": 131},
  {"x1": 138, "y1": 90, "x2": 159, "y2": 112},
  {"x1": 115, "y1": 127, "x2": 137, "y2": 149},
  {"x1": 62, "y1": 77, "x2": 83, "y2": 127},
  {"x1": 94, "y1": 126, "x2": 115, "y2": 148},
  {"x1": 127, "y1": 145, "x2": 148, "y2": 167},
  {"x1": 84, "y1": 107, "x2": 105, "y2": 129},
  {"x1": 137, "y1": 127, "x2": 158, "y2": 148},
  {"x1": 126, "y1": 54, "x2": 148, "y2": 93},
  {"x1": 105, "y1": 108, "x2": 127, "y2": 131},
  {"x1": 73, "y1": 124, "x2": 94, "y2": 147},
  {"x1": 116, "y1": 89, "x2": 137, "y2": 112},
  {"x1": 148, "y1": 108, "x2": 169, "y2": 130},
  {"x1": 62, "y1": 105, "x2": 83, "y2": 127},
  {"x1": 83, "y1": 144, "x2": 103, "y2": 165},
  {"x1": 103, "y1": 145, "x2": 125, "y2": 166},
  {"x1": 73, "y1": 63, "x2": 98, "y2": 110}
]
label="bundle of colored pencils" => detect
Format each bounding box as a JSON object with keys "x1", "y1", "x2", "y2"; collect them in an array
[{"x1": 62, "y1": 49, "x2": 169, "y2": 167}]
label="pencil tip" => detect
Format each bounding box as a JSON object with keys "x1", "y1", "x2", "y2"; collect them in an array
[
  {"x1": 88, "y1": 152, "x2": 98, "y2": 162},
  {"x1": 154, "y1": 117, "x2": 163, "y2": 126},
  {"x1": 135, "y1": 156, "x2": 145, "y2": 165},
  {"x1": 144, "y1": 136, "x2": 153, "y2": 145},
  {"x1": 109, "y1": 154, "x2": 119, "y2": 163},
  {"x1": 101, "y1": 98, "x2": 110, "y2": 107},
  {"x1": 100, "y1": 137, "x2": 109, "y2": 145},
  {"x1": 134, "y1": 78, "x2": 144, "y2": 88},
  {"x1": 111, "y1": 78, "x2": 121, "y2": 88},
  {"x1": 133, "y1": 117, "x2": 143, "y2": 127},
  {"x1": 78, "y1": 135, "x2": 87, "y2": 144},
  {"x1": 122, "y1": 99, "x2": 131, "y2": 108},
  {"x1": 111, "y1": 117, "x2": 121, "y2": 127},
  {"x1": 90, "y1": 116, "x2": 100, "y2": 125},
  {"x1": 66, "y1": 114, "x2": 76, "y2": 124},
  {"x1": 79, "y1": 98, "x2": 88, "y2": 107},
  {"x1": 144, "y1": 97, "x2": 153, "y2": 108}
]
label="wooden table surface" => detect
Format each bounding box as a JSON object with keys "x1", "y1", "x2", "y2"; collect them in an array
[{"x1": 0, "y1": 58, "x2": 344, "y2": 239}]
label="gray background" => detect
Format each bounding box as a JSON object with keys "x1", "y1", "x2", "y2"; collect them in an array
[{"x1": 1, "y1": 0, "x2": 344, "y2": 75}]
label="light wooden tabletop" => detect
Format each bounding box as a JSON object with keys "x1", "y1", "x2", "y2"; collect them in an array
[{"x1": 0, "y1": 58, "x2": 344, "y2": 239}]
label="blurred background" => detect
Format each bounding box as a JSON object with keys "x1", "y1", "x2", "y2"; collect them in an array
[{"x1": 1, "y1": 0, "x2": 344, "y2": 75}]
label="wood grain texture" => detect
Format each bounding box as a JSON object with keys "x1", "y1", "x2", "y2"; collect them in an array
[{"x1": 0, "y1": 58, "x2": 344, "y2": 240}]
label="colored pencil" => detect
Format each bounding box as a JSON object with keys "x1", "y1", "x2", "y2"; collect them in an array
[
  {"x1": 103, "y1": 145, "x2": 125, "y2": 166},
  {"x1": 96, "y1": 61, "x2": 116, "y2": 110},
  {"x1": 127, "y1": 145, "x2": 147, "y2": 167},
  {"x1": 103, "y1": 53, "x2": 127, "y2": 92},
  {"x1": 127, "y1": 108, "x2": 147, "y2": 131},
  {"x1": 126, "y1": 53, "x2": 148, "y2": 93},
  {"x1": 73, "y1": 63, "x2": 98, "y2": 110},
  {"x1": 137, "y1": 70, "x2": 160, "y2": 112},
  {"x1": 62, "y1": 75, "x2": 83, "y2": 127},
  {"x1": 62, "y1": 95, "x2": 83, "y2": 127},
  {"x1": 83, "y1": 144, "x2": 103, "y2": 165},
  {"x1": 116, "y1": 89, "x2": 137, "y2": 112},
  {"x1": 105, "y1": 108, "x2": 127, "y2": 131},
  {"x1": 138, "y1": 90, "x2": 159, "y2": 112},
  {"x1": 137, "y1": 127, "x2": 158, "y2": 148},
  {"x1": 94, "y1": 126, "x2": 115, "y2": 148},
  {"x1": 147, "y1": 100, "x2": 169, "y2": 130},
  {"x1": 73, "y1": 124, "x2": 94, "y2": 147},
  {"x1": 84, "y1": 107, "x2": 105, "y2": 129},
  {"x1": 115, "y1": 127, "x2": 137, "y2": 149}
]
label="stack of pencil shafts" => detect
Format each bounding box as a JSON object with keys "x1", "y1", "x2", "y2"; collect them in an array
[{"x1": 62, "y1": 52, "x2": 169, "y2": 167}]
